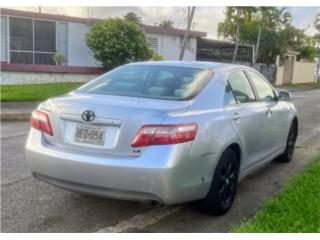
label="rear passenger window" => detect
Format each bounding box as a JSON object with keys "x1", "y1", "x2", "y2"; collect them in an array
[{"x1": 228, "y1": 71, "x2": 256, "y2": 104}]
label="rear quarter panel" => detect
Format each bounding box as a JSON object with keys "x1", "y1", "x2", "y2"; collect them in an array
[{"x1": 161, "y1": 72, "x2": 242, "y2": 193}]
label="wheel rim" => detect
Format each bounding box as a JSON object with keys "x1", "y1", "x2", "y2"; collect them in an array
[
  {"x1": 217, "y1": 157, "x2": 237, "y2": 208},
  {"x1": 287, "y1": 124, "x2": 297, "y2": 160}
]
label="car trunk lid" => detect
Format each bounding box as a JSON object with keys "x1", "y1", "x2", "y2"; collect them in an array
[{"x1": 41, "y1": 92, "x2": 190, "y2": 156}]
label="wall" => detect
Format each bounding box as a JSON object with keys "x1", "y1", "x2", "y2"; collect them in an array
[
  {"x1": 275, "y1": 66, "x2": 284, "y2": 86},
  {"x1": 253, "y1": 63, "x2": 277, "y2": 83},
  {"x1": 1, "y1": 71, "x2": 100, "y2": 85},
  {"x1": 147, "y1": 33, "x2": 197, "y2": 61},
  {"x1": 292, "y1": 62, "x2": 316, "y2": 84},
  {"x1": 68, "y1": 24, "x2": 198, "y2": 65},
  {"x1": 68, "y1": 22, "x2": 100, "y2": 67}
]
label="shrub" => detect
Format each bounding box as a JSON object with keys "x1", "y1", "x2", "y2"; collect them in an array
[
  {"x1": 85, "y1": 18, "x2": 152, "y2": 68},
  {"x1": 152, "y1": 52, "x2": 164, "y2": 61},
  {"x1": 52, "y1": 53, "x2": 66, "y2": 65}
]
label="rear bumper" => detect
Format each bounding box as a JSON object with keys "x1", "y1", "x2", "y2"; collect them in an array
[{"x1": 25, "y1": 129, "x2": 212, "y2": 204}]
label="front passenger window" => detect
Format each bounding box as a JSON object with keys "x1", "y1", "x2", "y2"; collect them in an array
[
  {"x1": 228, "y1": 71, "x2": 256, "y2": 104},
  {"x1": 248, "y1": 71, "x2": 276, "y2": 102}
]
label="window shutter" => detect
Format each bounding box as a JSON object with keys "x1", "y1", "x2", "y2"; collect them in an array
[{"x1": 146, "y1": 35, "x2": 159, "y2": 53}]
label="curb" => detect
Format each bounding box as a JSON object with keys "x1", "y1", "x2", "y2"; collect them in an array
[
  {"x1": 276, "y1": 86, "x2": 320, "y2": 92},
  {"x1": 1, "y1": 112, "x2": 31, "y2": 121}
]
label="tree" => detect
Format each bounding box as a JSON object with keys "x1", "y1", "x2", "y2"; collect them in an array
[
  {"x1": 179, "y1": 6, "x2": 196, "y2": 60},
  {"x1": 124, "y1": 12, "x2": 141, "y2": 25},
  {"x1": 159, "y1": 20, "x2": 174, "y2": 28},
  {"x1": 218, "y1": 7, "x2": 315, "y2": 64},
  {"x1": 314, "y1": 13, "x2": 320, "y2": 79},
  {"x1": 86, "y1": 18, "x2": 152, "y2": 68},
  {"x1": 218, "y1": 7, "x2": 258, "y2": 62}
]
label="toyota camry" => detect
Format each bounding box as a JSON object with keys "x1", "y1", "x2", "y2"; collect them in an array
[{"x1": 25, "y1": 61, "x2": 298, "y2": 215}]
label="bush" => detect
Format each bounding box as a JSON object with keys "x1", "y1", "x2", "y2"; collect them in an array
[
  {"x1": 52, "y1": 53, "x2": 66, "y2": 65},
  {"x1": 86, "y1": 18, "x2": 152, "y2": 68},
  {"x1": 152, "y1": 52, "x2": 164, "y2": 61}
]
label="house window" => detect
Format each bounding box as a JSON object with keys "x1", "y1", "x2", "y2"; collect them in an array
[
  {"x1": 8, "y1": 17, "x2": 67, "y2": 65},
  {"x1": 179, "y1": 37, "x2": 192, "y2": 49},
  {"x1": 35, "y1": 20, "x2": 56, "y2": 64},
  {"x1": 9, "y1": 17, "x2": 33, "y2": 64},
  {"x1": 1, "y1": 16, "x2": 8, "y2": 62},
  {"x1": 57, "y1": 22, "x2": 68, "y2": 61},
  {"x1": 146, "y1": 35, "x2": 159, "y2": 53}
]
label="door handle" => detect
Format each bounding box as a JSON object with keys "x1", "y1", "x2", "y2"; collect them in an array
[{"x1": 232, "y1": 112, "x2": 241, "y2": 121}]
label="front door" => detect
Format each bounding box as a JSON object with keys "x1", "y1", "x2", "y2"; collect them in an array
[
  {"x1": 246, "y1": 70, "x2": 289, "y2": 156},
  {"x1": 224, "y1": 70, "x2": 267, "y2": 169}
]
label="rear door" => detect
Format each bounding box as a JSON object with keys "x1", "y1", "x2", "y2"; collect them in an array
[
  {"x1": 246, "y1": 70, "x2": 289, "y2": 155},
  {"x1": 224, "y1": 70, "x2": 267, "y2": 168}
]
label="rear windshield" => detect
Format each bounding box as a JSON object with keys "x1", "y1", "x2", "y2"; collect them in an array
[{"x1": 77, "y1": 65, "x2": 213, "y2": 100}]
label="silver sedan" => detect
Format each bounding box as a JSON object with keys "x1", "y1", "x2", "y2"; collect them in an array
[{"x1": 25, "y1": 61, "x2": 298, "y2": 215}]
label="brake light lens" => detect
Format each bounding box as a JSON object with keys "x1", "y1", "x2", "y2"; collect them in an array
[
  {"x1": 131, "y1": 123, "x2": 197, "y2": 147},
  {"x1": 31, "y1": 110, "x2": 53, "y2": 136}
]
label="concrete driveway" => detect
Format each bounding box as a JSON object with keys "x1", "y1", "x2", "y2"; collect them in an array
[{"x1": 1, "y1": 89, "x2": 320, "y2": 233}]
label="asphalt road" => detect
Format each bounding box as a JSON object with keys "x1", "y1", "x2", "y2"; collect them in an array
[{"x1": 1, "y1": 89, "x2": 320, "y2": 233}]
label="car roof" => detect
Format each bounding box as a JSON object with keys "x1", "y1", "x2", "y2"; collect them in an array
[{"x1": 126, "y1": 61, "x2": 252, "y2": 71}]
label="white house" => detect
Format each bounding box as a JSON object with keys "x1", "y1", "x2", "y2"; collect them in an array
[{"x1": 0, "y1": 8, "x2": 206, "y2": 68}]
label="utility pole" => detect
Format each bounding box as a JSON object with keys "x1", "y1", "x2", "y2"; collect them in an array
[{"x1": 179, "y1": 6, "x2": 196, "y2": 60}]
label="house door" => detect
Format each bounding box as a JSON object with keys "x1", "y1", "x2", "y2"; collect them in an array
[{"x1": 283, "y1": 56, "x2": 294, "y2": 84}]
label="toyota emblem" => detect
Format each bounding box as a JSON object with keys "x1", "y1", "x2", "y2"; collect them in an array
[{"x1": 82, "y1": 110, "x2": 95, "y2": 122}]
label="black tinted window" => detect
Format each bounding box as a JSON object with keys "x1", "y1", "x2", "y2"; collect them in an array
[
  {"x1": 228, "y1": 71, "x2": 256, "y2": 104},
  {"x1": 34, "y1": 20, "x2": 56, "y2": 52},
  {"x1": 248, "y1": 71, "x2": 276, "y2": 102},
  {"x1": 10, "y1": 17, "x2": 33, "y2": 51},
  {"x1": 78, "y1": 65, "x2": 212, "y2": 100}
]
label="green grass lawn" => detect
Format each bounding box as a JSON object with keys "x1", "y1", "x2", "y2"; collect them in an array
[
  {"x1": 233, "y1": 155, "x2": 320, "y2": 233},
  {"x1": 1, "y1": 83, "x2": 83, "y2": 102}
]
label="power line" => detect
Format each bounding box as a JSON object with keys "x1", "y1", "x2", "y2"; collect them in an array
[
  {"x1": 150, "y1": 7, "x2": 184, "y2": 23},
  {"x1": 148, "y1": 7, "x2": 185, "y2": 26}
]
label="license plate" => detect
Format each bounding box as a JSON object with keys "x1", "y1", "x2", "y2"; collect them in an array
[{"x1": 74, "y1": 124, "x2": 106, "y2": 146}]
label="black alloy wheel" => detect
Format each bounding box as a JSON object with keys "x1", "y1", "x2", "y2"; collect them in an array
[
  {"x1": 276, "y1": 121, "x2": 298, "y2": 163},
  {"x1": 200, "y1": 148, "x2": 239, "y2": 215}
]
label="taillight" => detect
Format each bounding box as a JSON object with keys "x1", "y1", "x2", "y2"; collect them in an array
[
  {"x1": 31, "y1": 110, "x2": 53, "y2": 136},
  {"x1": 131, "y1": 123, "x2": 197, "y2": 147}
]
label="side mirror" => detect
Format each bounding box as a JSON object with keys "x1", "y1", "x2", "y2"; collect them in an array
[{"x1": 278, "y1": 90, "x2": 292, "y2": 101}]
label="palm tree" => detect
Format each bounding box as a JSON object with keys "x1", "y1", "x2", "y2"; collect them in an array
[{"x1": 159, "y1": 20, "x2": 174, "y2": 28}]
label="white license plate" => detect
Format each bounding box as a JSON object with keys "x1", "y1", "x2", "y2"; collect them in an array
[{"x1": 74, "y1": 124, "x2": 106, "y2": 146}]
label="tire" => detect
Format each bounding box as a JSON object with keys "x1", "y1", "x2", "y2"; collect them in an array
[
  {"x1": 276, "y1": 120, "x2": 298, "y2": 163},
  {"x1": 199, "y1": 148, "x2": 239, "y2": 215}
]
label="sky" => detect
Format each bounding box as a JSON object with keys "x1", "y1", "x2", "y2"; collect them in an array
[{"x1": 7, "y1": 6, "x2": 320, "y2": 38}]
